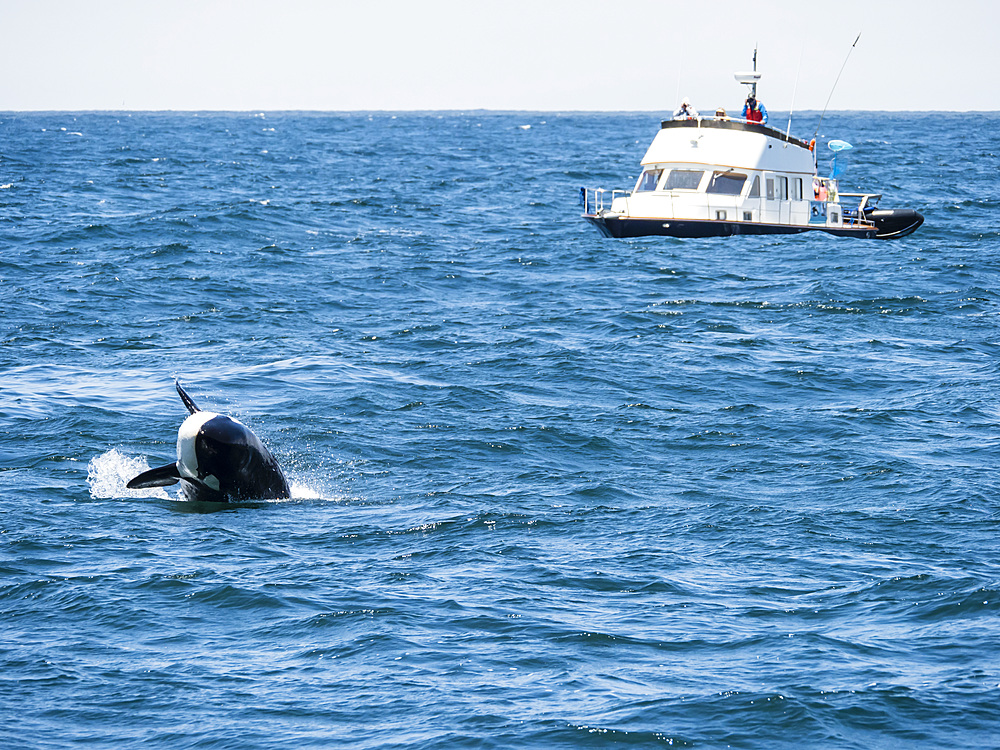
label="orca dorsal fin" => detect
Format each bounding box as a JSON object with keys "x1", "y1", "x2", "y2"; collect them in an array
[
  {"x1": 175, "y1": 380, "x2": 201, "y2": 414},
  {"x1": 126, "y1": 462, "x2": 181, "y2": 489}
]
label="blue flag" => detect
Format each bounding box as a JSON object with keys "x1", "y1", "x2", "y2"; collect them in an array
[{"x1": 828, "y1": 140, "x2": 853, "y2": 178}]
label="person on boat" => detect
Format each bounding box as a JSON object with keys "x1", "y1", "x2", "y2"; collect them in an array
[
  {"x1": 673, "y1": 97, "x2": 699, "y2": 119},
  {"x1": 813, "y1": 177, "x2": 828, "y2": 201},
  {"x1": 714, "y1": 107, "x2": 729, "y2": 120},
  {"x1": 742, "y1": 95, "x2": 768, "y2": 124}
]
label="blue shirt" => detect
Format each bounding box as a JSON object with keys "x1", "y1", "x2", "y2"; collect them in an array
[{"x1": 742, "y1": 100, "x2": 768, "y2": 124}]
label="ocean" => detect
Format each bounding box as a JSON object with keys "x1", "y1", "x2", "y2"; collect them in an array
[{"x1": 2, "y1": 110, "x2": 999, "y2": 748}]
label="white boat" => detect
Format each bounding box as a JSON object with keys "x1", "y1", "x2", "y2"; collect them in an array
[{"x1": 582, "y1": 71, "x2": 923, "y2": 240}]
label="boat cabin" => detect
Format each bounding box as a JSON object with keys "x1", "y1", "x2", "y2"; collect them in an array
[{"x1": 616, "y1": 117, "x2": 846, "y2": 232}]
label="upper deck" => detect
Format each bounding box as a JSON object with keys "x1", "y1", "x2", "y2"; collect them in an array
[
  {"x1": 642, "y1": 117, "x2": 816, "y2": 176},
  {"x1": 659, "y1": 117, "x2": 811, "y2": 149}
]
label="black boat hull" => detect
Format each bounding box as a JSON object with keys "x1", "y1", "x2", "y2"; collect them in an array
[
  {"x1": 867, "y1": 209, "x2": 924, "y2": 239},
  {"x1": 584, "y1": 215, "x2": 878, "y2": 240}
]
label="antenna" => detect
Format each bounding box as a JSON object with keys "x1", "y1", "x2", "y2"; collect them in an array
[
  {"x1": 786, "y1": 46, "x2": 804, "y2": 139},
  {"x1": 674, "y1": 57, "x2": 682, "y2": 108},
  {"x1": 813, "y1": 32, "x2": 862, "y2": 141},
  {"x1": 734, "y1": 46, "x2": 761, "y2": 100}
]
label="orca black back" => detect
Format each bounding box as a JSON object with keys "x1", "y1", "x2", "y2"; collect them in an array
[{"x1": 127, "y1": 381, "x2": 291, "y2": 503}]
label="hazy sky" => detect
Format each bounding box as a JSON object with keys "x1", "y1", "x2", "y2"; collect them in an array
[{"x1": 2, "y1": 0, "x2": 996, "y2": 111}]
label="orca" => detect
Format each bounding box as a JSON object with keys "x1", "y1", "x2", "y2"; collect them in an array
[{"x1": 127, "y1": 381, "x2": 291, "y2": 503}]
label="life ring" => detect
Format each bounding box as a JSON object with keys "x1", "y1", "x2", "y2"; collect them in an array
[{"x1": 809, "y1": 139, "x2": 816, "y2": 152}]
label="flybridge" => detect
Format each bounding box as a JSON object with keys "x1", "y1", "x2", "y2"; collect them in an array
[{"x1": 657, "y1": 118, "x2": 811, "y2": 151}]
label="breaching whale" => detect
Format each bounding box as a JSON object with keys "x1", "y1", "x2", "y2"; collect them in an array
[{"x1": 127, "y1": 381, "x2": 291, "y2": 503}]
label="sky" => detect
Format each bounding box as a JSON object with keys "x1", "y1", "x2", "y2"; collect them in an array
[{"x1": 2, "y1": 0, "x2": 997, "y2": 112}]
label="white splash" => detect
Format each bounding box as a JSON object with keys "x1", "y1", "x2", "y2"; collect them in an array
[
  {"x1": 88, "y1": 451, "x2": 342, "y2": 505},
  {"x1": 87, "y1": 449, "x2": 171, "y2": 500},
  {"x1": 290, "y1": 480, "x2": 323, "y2": 500}
]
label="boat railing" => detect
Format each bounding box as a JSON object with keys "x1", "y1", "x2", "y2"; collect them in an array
[
  {"x1": 839, "y1": 192, "x2": 881, "y2": 228},
  {"x1": 581, "y1": 187, "x2": 629, "y2": 215},
  {"x1": 666, "y1": 115, "x2": 760, "y2": 129},
  {"x1": 840, "y1": 193, "x2": 882, "y2": 209},
  {"x1": 661, "y1": 115, "x2": 812, "y2": 148}
]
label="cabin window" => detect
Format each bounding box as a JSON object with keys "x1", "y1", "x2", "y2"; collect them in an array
[
  {"x1": 743, "y1": 211, "x2": 753, "y2": 221},
  {"x1": 748, "y1": 176, "x2": 760, "y2": 198},
  {"x1": 766, "y1": 178, "x2": 775, "y2": 200},
  {"x1": 777, "y1": 176, "x2": 789, "y2": 201},
  {"x1": 663, "y1": 169, "x2": 704, "y2": 191},
  {"x1": 635, "y1": 169, "x2": 663, "y2": 192},
  {"x1": 706, "y1": 171, "x2": 747, "y2": 196},
  {"x1": 716, "y1": 210, "x2": 728, "y2": 220},
  {"x1": 792, "y1": 178, "x2": 803, "y2": 201}
]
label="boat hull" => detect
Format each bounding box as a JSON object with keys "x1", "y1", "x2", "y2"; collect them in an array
[{"x1": 583, "y1": 215, "x2": 878, "y2": 240}]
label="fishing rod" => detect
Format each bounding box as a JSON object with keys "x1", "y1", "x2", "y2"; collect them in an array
[{"x1": 812, "y1": 32, "x2": 862, "y2": 141}]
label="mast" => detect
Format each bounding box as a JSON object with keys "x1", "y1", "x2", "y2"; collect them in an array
[{"x1": 734, "y1": 48, "x2": 761, "y2": 103}]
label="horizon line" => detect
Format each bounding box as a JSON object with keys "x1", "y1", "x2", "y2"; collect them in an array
[{"x1": 2, "y1": 108, "x2": 998, "y2": 115}]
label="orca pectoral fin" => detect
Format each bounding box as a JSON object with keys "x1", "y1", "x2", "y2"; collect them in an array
[
  {"x1": 175, "y1": 380, "x2": 201, "y2": 415},
  {"x1": 127, "y1": 462, "x2": 182, "y2": 489}
]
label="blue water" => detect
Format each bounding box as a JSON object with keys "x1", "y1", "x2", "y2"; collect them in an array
[{"x1": 2, "y1": 110, "x2": 1000, "y2": 749}]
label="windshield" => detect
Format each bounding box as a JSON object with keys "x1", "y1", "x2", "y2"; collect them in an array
[
  {"x1": 663, "y1": 170, "x2": 704, "y2": 191},
  {"x1": 635, "y1": 169, "x2": 663, "y2": 192},
  {"x1": 706, "y1": 171, "x2": 747, "y2": 196}
]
